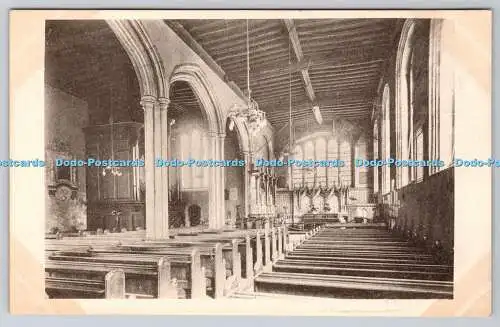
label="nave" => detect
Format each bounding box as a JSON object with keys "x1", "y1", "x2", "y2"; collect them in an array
[
  {"x1": 42, "y1": 17, "x2": 469, "y2": 300},
  {"x1": 45, "y1": 221, "x2": 453, "y2": 299}
]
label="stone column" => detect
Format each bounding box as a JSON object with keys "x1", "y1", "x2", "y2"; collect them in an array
[
  {"x1": 153, "y1": 99, "x2": 163, "y2": 239},
  {"x1": 207, "y1": 132, "x2": 218, "y2": 228},
  {"x1": 242, "y1": 150, "x2": 250, "y2": 219},
  {"x1": 140, "y1": 95, "x2": 156, "y2": 240},
  {"x1": 158, "y1": 97, "x2": 170, "y2": 238},
  {"x1": 255, "y1": 174, "x2": 260, "y2": 210},
  {"x1": 217, "y1": 133, "x2": 226, "y2": 228},
  {"x1": 264, "y1": 174, "x2": 269, "y2": 207}
]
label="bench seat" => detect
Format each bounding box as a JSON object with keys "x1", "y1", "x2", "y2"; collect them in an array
[
  {"x1": 45, "y1": 265, "x2": 125, "y2": 299},
  {"x1": 254, "y1": 272, "x2": 453, "y2": 299}
]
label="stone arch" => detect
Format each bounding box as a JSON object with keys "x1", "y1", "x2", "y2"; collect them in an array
[
  {"x1": 395, "y1": 19, "x2": 416, "y2": 188},
  {"x1": 169, "y1": 63, "x2": 223, "y2": 134},
  {"x1": 106, "y1": 20, "x2": 167, "y2": 99},
  {"x1": 262, "y1": 134, "x2": 274, "y2": 160},
  {"x1": 227, "y1": 117, "x2": 250, "y2": 154}
]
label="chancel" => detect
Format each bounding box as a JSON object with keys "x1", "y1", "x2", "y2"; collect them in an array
[{"x1": 44, "y1": 18, "x2": 460, "y2": 299}]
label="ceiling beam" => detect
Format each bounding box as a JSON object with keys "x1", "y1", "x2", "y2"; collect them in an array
[
  {"x1": 165, "y1": 20, "x2": 247, "y2": 102},
  {"x1": 243, "y1": 46, "x2": 388, "y2": 80},
  {"x1": 283, "y1": 19, "x2": 322, "y2": 125},
  {"x1": 260, "y1": 94, "x2": 373, "y2": 109}
]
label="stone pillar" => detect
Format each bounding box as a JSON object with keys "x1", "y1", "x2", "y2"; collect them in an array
[
  {"x1": 158, "y1": 97, "x2": 170, "y2": 238},
  {"x1": 140, "y1": 95, "x2": 157, "y2": 240},
  {"x1": 208, "y1": 132, "x2": 218, "y2": 228},
  {"x1": 255, "y1": 174, "x2": 260, "y2": 210},
  {"x1": 264, "y1": 175, "x2": 269, "y2": 208},
  {"x1": 242, "y1": 150, "x2": 250, "y2": 219},
  {"x1": 217, "y1": 133, "x2": 226, "y2": 228}
]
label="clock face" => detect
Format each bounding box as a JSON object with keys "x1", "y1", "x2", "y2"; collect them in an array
[{"x1": 55, "y1": 185, "x2": 72, "y2": 201}]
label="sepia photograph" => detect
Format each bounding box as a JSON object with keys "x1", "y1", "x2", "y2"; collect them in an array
[{"x1": 9, "y1": 10, "x2": 491, "y2": 315}]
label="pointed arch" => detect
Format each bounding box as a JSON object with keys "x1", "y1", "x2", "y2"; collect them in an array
[
  {"x1": 107, "y1": 20, "x2": 167, "y2": 99},
  {"x1": 169, "y1": 63, "x2": 223, "y2": 134},
  {"x1": 228, "y1": 118, "x2": 250, "y2": 153},
  {"x1": 395, "y1": 19, "x2": 417, "y2": 188}
]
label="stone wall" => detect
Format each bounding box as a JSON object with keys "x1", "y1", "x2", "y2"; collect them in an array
[{"x1": 45, "y1": 84, "x2": 89, "y2": 232}]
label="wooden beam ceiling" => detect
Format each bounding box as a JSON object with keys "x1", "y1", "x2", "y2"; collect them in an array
[
  {"x1": 283, "y1": 19, "x2": 321, "y2": 125},
  {"x1": 170, "y1": 19, "x2": 402, "y2": 128}
]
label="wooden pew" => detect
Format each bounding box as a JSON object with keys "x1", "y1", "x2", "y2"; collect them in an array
[
  {"x1": 254, "y1": 272, "x2": 453, "y2": 299},
  {"x1": 46, "y1": 242, "x2": 206, "y2": 299},
  {"x1": 120, "y1": 242, "x2": 225, "y2": 298},
  {"x1": 48, "y1": 251, "x2": 177, "y2": 299},
  {"x1": 251, "y1": 230, "x2": 264, "y2": 274},
  {"x1": 273, "y1": 258, "x2": 452, "y2": 281},
  {"x1": 264, "y1": 227, "x2": 271, "y2": 269},
  {"x1": 45, "y1": 264, "x2": 125, "y2": 299},
  {"x1": 166, "y1": 240, "x2": 243, "y2": 296},
  {"x1": 91, "y1": 246, "x2": 206, "y2": 299},
  {"x1": 173, "y1": 228, "x2": 273, "y2": 281}
]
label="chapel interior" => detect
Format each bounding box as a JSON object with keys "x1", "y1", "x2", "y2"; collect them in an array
[{"x1": 43, "y1": 18, "x2": 467, "y2": 299}]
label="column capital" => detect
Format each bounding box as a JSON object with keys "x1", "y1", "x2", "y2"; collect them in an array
[
  {"x1": 158, "y1": 97, "x2": 170, "y2": 111},
  {"x1": 140, "y1": 95, "x2": 157, "y2": 110},
  {"x1": 240, "y1": 150, "x2": 251, "y2": 158},
  {"x1": 207, "y1": 131, "x2": 217, "y2": 138}
]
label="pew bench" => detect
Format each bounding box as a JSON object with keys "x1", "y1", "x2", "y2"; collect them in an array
[
  {"x1": 119, "y1": 242, "x2": 225, "y2": 298},
  {"x1": 48, "y1": 252, "x2": 176, "y2": 299},
  {"x1": 99, "y1": 245, "x2": 207, "y2": 299},
  {"x1": 273, "y1": 259, "x2": 453, "y2": 281},
  {"x1": 290, "y1": 248, "x2": 436, "y2": 262},
  {"x1": 254, "y1": 272, "x2": 453, "y2": 299},
  {"x1": 45, "y1": 264, "x2": 125, "y2": 299}
]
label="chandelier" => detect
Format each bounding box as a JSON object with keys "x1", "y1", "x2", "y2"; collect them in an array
[
  {"x1": 228, "y1": 19, "x2": 266, "y2": 135},
  {"x1": 102, "y1": 102, "x2": 122, "y2": 177},
  {"x1": 102, "y1": 165, "x2": 122, "y2": 177}
]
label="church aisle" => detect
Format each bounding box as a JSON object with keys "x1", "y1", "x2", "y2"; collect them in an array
[{"x1": 253, "y1": 226, "x2": 453, "y2": 299}]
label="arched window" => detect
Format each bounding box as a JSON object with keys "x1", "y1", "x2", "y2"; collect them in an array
[
  {"x1": 382, "y1": 84, "x2": 391, "y2": 194},
  {"x1": 327, "y1": 137, "x2": 338, "y2": 187},
  {"x1": 396, "y1": 19, "x2": 416, "y2": 188},
  {"x1": 303, "y1": 141, "x2": 315, "y2": 187},
  {"x1": 316, "y1": 138, "x2": 327, "y2": 186},
  {"x1": 373, "y1": 120, "x2": 379, "y2": 193},
  {"x1": 429, "y1": 19, "x2": 455, "y2": 174},
  {"x1": 291, "y1": 133, "x2": 352, "y2": 189},
  {"x1": 339, "y1": 140, "x2": 351, "y2": 186},
  {"x1": 355, "y1": 135, "x2": 368, "y2": 187},
  {"x1": 292, "y1": 145, "x2": 303, "y2": 188},
  {"x1": 180, "y1": 126, "x2": 208, "y2": 190}
]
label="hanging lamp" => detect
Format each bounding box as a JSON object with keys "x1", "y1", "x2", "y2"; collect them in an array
[
  {"x1": 102, "y1": 102, "x2": 123, "y2": 177},
  {"x1": 228, "y1": 20, "x2": 266, "y2": 135}
]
